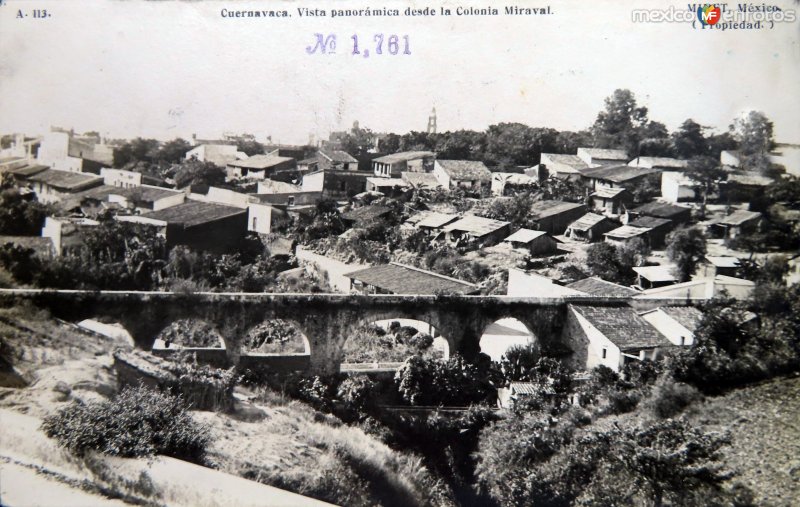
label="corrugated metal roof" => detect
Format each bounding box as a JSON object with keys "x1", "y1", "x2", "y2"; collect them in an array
[
  {"x1": 141, "y1": 200, "x2": 245, "y2": 227},
  {"x1": 719, "y1": 210, "x2": 762, "y2": 226},
  {"x1": 582, "y1": 164, "x2": 660, "y2": 183},
  {"x1": 568, "y1": 213, "x2": 611, "y2": 232},
  {"x1": 604, "y1": 225, "x2": 651, "y2": 239},
  {"x1": 373, "y1": 151, "x2": 435, "y2": 164},
  {"x1": 566, "y1": 277, "x2": 639, "y2": 297},
  {"x1": 633, "y1": 265, "x2": 678, "y2": 283}
]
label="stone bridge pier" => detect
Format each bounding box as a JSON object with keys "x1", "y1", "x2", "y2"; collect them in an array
[{"x1": 0, "y1": 291, "x2": 632, "y2": 375}]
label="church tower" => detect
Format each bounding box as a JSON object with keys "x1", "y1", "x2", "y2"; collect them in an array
[{"x1": 427, "y1": 107, "x2": 437, "y2": 135}]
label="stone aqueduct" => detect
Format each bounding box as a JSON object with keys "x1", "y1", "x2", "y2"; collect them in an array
[{"x1": 0, "y1": 290, "x2": 683, "y2": 374}]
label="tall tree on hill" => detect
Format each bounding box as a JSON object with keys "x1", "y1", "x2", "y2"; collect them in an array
[
  {"x1": 666, "y1": 227, "x2": 707, "y2": 282},
  {"x1": 156, "y1": 138, "x2": 192, "y2": 164}
]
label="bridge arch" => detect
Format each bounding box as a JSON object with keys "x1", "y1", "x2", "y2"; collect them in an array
[{"x1": 479, "y1": 317, "x2": 538, "y2": 363}]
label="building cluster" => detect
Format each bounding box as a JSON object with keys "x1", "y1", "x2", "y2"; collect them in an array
[{"x1": 0, "y1": 126, "x2": 797, "y2": 380}]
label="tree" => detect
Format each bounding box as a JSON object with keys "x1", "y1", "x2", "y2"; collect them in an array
[
  {"x1": 672, "y1": 119, "x2": 709, "y2": 159},
  {"x1": 0, "y1": 185, "x2": 51, "y2": 235},
  {"x1": 731, "y1": 111, "x2": 780, "y2": 175},
  {"x1": 156, "y1": 138, "x2": 192, "y2": 164},
  {"x1": 112, "y1": 138, "x2": 160, "y2": 167},
  {"x1": 591, "y1": 89, "x2": 648, "y2": 155},
  {"x1": 236, "y1": 139, "x2": 265, "y2": 157},
  {"x1": 685, "y1": 155, "x2": 727, "y2": 219},
  {"x1": 585, "y1": 242, "x2": 636, "y2": 285},
  {"x1": 172, "y1": 159, "x2": 226, "y2": 189},
  {"x1": 499, "y1": 344, "x2": 540, "y2": 382},
  {"x1": 666, "y1": 227, "x2": 707, "y2": 282}
]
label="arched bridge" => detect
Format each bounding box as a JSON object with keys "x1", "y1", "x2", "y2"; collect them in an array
[{"x1": 0, "y1": 290, "x2": 681, "y2": 374}]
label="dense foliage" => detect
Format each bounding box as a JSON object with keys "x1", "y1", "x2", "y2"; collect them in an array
[{"x1": 42, "y1": 385, "x2": 210, "y2": 464}]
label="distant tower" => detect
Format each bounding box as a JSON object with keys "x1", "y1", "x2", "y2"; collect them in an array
[{"x1": 427, "y1": 108, "x2": 437, "y2": 135}]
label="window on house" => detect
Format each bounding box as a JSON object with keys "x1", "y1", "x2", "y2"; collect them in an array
[
  {"x1": 252, "y1": 217, "x2": 257, "y2": 230},
  {"x1": 601, "y1": 348, "x2": 607, "y2": 359},
  {"x1": 340, "y1": 181, "x2": 346, "y2": 191},
  {"x1": 680, "y1": 336, "x2": 685, "y2": 346},
  {"x1": 287, "y1": 196, "x2": 295, "y2": 206}
]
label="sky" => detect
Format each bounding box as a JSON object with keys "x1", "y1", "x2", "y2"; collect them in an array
[{"x1": 1, "y1": 0, "x2": 798, "y2": 145}]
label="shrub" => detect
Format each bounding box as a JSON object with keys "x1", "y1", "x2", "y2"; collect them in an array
[
  {"x1": 647, "y1": 378, "x2": 703, "y2": 419},
  {"x1": 42, "y1": 385, "x2": 210, "y2": 464},
  {"x1": 608, "y1": 388, "x2": 641, "y2": 414}
]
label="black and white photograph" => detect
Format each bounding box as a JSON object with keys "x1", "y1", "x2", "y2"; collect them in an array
[{"x1": 0, "y1": 0, "x2": 798, "y2": 505}]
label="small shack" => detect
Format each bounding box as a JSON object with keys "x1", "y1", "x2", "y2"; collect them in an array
[{"x1": 502, "y1": 229, "x2": 558, "y2": 256}]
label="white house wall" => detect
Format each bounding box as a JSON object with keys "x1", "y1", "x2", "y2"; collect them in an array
[{"x1": 572, "y1": 308, "x2": 622, "y2": 371}]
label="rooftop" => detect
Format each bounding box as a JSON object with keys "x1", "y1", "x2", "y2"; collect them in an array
[
  {"x1": 436, "y1": 160, "x2": 492, "y2": 181},
  {"x1": 257, "y1": 179, "x2": 302, "y2": 194},
  {"x1": 366, "y1": 177, "x2": 409, "y2": 188},
  {"x1": 577, "y1": 147, "x2": 629, "y2": 161},
  {"x1": 443, "y1": 215, "x2": 510, "y2": 237},
  {"x1": 319, "y1": 148, "x2": 357, "y2": 164},
  {"x1": 571, "y1": 304, "x2": 670, "y2": 350},
  {"x1": 373, "y1": 151, "x2": 435, "y2": 164},
  {"x1": 228, "y1": 154, "x2": 294, "y2": 170},
  {"x1": 529, "y1": 200, "x2": 585, "y2": 219},
  {"x1": 581, "y1": 164, "x2": 660, "y2": 183},
  {"x1": 604, "y1": 225, "x2": 651, "y2": 240},
  {"x1": 344, "y1": 262, "x2": 479, "y2": 295},
  {"x1": 408, "y1": 211, "x2": 460, "y2": 229},
  {"x1": 541, "y1": 153, "x2": 590, "y2": 170},
  {"x1": 631, "y1": 201, "x2": 692, "y2": 219},
  {"x1": 341, "y1": 205, "x2": 393, "y2": 223},
  {"x1": 119, "y1": 185, "x2": 183, "y2": 203},
  {"x1": 401, "y1": 171, "x2": 441, "y2": 188},
  {"x1": 141, "y1": 200, "x2": 245, "y2": 227},
  {"x1": 592, "y1": 186, "x2": 629, "y2": 199},
  {"x1": 726, "y1": 173, "x2": 774, "y2": 187},
  {"x1": 568, "y1": 213, "x2": 612, "y2": 231},
  {"x1": 705, "y1": 256, "x2": 741, "y2": 268},
  {"x1": 628, "y1": 157, "x2": 688, "y2": 169},
  {"x1": 659, "y1": 306, "x2": 705, "y2": 333},
  {"x1": 719, "y1": 210, "x2": 762, "y2": 226},
  {"x1": 632, "y1": 265, "x2": 678, "y2": 283},
  {"x1": 7, "y1": 164, "x2": 49, "y2": 178},
  {"x1": 566, "y1": 277, "x2": 639, "y2": 297},
  {"x1": 628, "y1": 216, "x2": 672, "y2": 229},
  {"x1": 504, "y1": 228, "x2": 550, "y2": 244},
  {"x1": 27, "y1": 169, "x2": 103, "y2": 191}
]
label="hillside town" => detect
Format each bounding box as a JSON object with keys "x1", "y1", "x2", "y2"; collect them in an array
[{"x1": 1, "y1": 90, "x2": 799, "y2": 506}]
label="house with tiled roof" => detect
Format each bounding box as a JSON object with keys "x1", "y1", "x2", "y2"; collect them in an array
[
  {"x1": 344, "y1": 262, "x2": 479, "y2": 295},
  {"x1": 576, "y1": 147, "x2": 629, "y2": 167},
  {"x1": 318, "y1": 148, "x2": 358, "y2": 171},
  {"x1": 433, "y1": 160, "x2": 492, "y2": 191},
  {"x1": 185, "y1": 144, "x2": 247, "y2": 167},
  {"x1": 565, "y1": 277, "x2": 638, "y2": 297},
  {"x1": 565, "y1": 304, "x2": 673, "y2": 372},
  {"x1": 565, "y1": 213, "x2": 619, "y2": 242},
  {"x1": 26, "y1": 168, "x2": 104, "y2": 204},
  {"x1": 540, "y1": 153, "x2": 592, "y2": 181},
  {"x1": 226, "y1": 154, "x2": 296, "y2": 181},
  {"x1": 581, "y1": 164, "x2": 661, "y2": 192},
  {"x1": 640, "y1": 306, "x2": 704, "y2": 346},
  {"x1": 117, "y1": 200, "x2": 247, "y2": 254},
  {"x1": 401, "y1": 171, "x2": 442, "y2": 190},
  {"x1": 372, "y1": 151, "x2": 435, "y2": 178}
]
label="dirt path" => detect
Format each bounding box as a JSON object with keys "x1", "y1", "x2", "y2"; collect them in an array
[{"x1": 0, "y1": 460, "x2": 128, "y2": 507}]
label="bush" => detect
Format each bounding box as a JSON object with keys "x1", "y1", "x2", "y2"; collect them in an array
[
  {"x1": 42, "y1": 385, "x2": 210, "y2": 464},
  {"x1": 647, "y1": 378, "x2": 703, "y2": 419}
]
